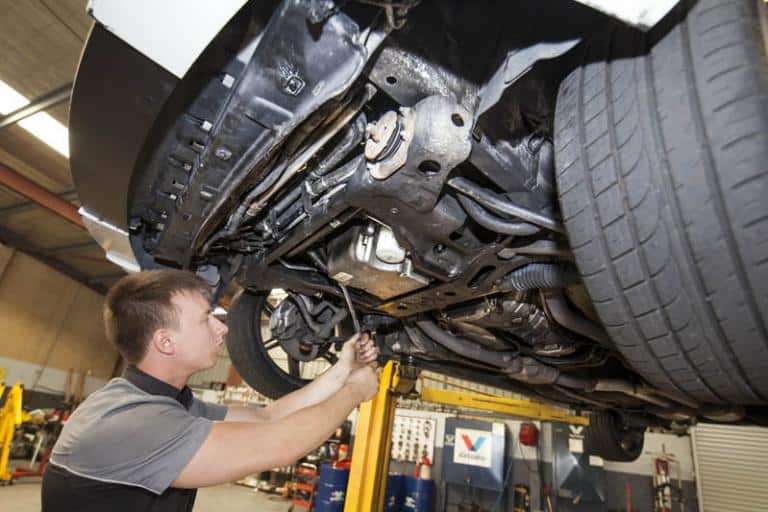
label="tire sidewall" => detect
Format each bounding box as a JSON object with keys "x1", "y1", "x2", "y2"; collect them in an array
[{"x1": 226, "y1": 290, "x2": 308, "y2": 398}]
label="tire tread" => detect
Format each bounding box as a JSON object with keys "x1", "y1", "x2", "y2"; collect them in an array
[{"x1": 555, "y1": 0, "x2": 768, "y2": 404}]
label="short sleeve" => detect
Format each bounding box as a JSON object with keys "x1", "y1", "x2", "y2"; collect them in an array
[
  {"x1": 188, "y1": 397, "x2": 228, "y2": 421},
  {"x1": 51, "y1": 398, "x2": 214, "y2": 494}
]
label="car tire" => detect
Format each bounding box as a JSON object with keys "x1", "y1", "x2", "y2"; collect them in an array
[
  {"x1": 554, "y1": 0, "x2": 768, "y2": 405},
  {"x1": 226, "y1": 291, "x2": 308, "y2": 398},
  {"x1": 585, "y1": 411, "x2": 645, "y2": 462}
]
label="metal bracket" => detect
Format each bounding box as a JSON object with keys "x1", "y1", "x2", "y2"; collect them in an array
[{"x1": 475, "y1": 39, "x2": 581, "y2": 122}]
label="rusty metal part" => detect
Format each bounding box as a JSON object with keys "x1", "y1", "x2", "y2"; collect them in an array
[
  {"x1": 365, "y1": 111, "x2": 398, "y2": 160},
  {"x1": 366, "y1": 109, "x2": 413, "y2": 179},
  {"x1": 366, "y1": 95, "x2": 472, "y2": 182}
]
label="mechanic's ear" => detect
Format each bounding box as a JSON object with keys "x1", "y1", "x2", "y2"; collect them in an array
[{"x1": 151, "y1": 329, "x2": 176, "y2": 357}]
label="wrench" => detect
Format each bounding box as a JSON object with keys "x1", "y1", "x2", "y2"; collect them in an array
[{"x1": 338, "y1": 283, "x2": 361, "y2": 333}]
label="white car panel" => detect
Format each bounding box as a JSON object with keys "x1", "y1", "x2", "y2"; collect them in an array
[
  {"x1": 87, "y1": 0, "x2": 248, "y2": 78},
  {"x1": 79, "y1": 208, "x2": 140, "y2": 273},
  {"x1": 573, "y1": 0, "x2": 679, "y2": 29},
  {"x1": 87, "y1": 0, "x2": 678, "y2": 81}
]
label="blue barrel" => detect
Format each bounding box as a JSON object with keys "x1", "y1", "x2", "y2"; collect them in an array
[
  {"x1": 402, "y1": 476, "x2": 435, "y2": 512},
  {"x1": 383, "y1": 473, "x2": 404, "y2": 512},
  {"x1": 314, "y1": 465, "x2": 350, "y2": 512}
]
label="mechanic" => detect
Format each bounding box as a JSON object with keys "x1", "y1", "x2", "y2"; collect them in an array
[{"x1": 40, "y1": 269, "x2": 380, "y2": 512}]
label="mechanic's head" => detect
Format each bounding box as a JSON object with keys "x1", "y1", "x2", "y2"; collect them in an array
[{"x1": 104, "y1": 269, "x2": 228, "y2": 372}]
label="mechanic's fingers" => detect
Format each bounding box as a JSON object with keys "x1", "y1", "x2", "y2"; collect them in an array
[
  {"x1": 347, "y1": 332, "x2": 361, "y2": 344},
  {"x1": 357, "y1": 338, "x2": 374, "y2": 353},
  {"x1": 357, "y1": 340, "x2": 377, "y2": 354},
  {"x1": 358, "y1": 354, "x2": 375, "y2": 364},
  {"x1": 359, "y1": 349, "x2": 377, "y2": 362}
]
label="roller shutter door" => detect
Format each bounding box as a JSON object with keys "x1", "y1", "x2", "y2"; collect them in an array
[{"x1": 692, "y1": 424, "x2": 768, "y2": 511}]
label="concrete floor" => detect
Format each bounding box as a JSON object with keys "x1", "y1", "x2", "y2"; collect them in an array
[{"x1": 2, "y1": 475, "x2": 294, "y2": 512}]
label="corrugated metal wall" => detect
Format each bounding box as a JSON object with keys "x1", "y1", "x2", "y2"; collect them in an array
[{"x1": 692, "y1": 423, "x2": 768, "y2": 512}]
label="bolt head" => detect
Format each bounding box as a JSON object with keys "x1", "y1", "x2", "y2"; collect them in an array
[{"x1": 215, "y1": 147, "x2": 232, "y2": 160}]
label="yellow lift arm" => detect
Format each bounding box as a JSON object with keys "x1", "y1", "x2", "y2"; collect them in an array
[
  {"x1": 344, "y1": 360, "x2": 588, "y2": 512},
  {"x1": 419, "y1": 386, "x2": 589, "y2": 426}
]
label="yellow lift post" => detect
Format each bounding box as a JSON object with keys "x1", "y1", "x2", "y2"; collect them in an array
[
  {"x1": 0, "y1": 383, "x2": 23, "y2": 484},
  {"x1": 344, "y1": 360, "x2": 419, "y2": 512},
  {"x1": 344, "y1": 360, "x2": 588, "y2": 512}
]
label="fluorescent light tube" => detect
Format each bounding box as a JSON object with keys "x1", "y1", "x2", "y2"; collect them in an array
[{"x1": 0, "y1": 80, "x2": 69, "y2": 157}]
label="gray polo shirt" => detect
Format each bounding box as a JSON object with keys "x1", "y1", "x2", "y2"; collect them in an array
[{"x1": 49, "y1": 375, "x2": 227, "y2": 495}]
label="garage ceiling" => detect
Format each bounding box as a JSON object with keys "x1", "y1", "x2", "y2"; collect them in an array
[{"x1": 0, "y1": 0, "x2": 125, "y2": 294}]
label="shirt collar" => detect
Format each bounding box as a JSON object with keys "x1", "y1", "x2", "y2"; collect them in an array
[{"x1": 122, "y1": 365, "x2": 193, "y2": 409}]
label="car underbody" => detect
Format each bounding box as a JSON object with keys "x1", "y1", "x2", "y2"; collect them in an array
[{"x1": 71, "y1": 0, "x2": 768, "y2": 460}]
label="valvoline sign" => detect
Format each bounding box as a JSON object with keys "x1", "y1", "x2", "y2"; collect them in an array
[
  {"x1": 453, "y1": 427, "x2": 493, "y2": 468},
  {"x1": 461, "y1": 433, "x2": 487, "y2": 452}
]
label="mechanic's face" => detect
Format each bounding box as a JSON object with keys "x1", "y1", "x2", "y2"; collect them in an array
[{"x1": 170, "y1": 290, "x2": 228, "y2": 372}]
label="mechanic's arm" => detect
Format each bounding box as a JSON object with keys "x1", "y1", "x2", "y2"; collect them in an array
[
  {"x1": 172, "y1": 366, "x2": 378, "y2": 489},
  {"x1": 224, "y1": 333, "x2": 378, "y2": 422}
]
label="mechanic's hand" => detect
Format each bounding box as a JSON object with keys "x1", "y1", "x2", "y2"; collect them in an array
[
  {"x1": 346, "y1": 366, "x2": 379, "y2": 403},
  {"x1": 339, "y1": 332, "x2": 379, "y2": 371}
]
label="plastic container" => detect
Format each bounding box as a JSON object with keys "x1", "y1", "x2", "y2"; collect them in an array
[
  {"x1": 383, "y1": 473, "x2": 405, "y2": 512},
  {"x1": 402, "y1": 476, "x2": 435, "y2": 512},
  {"x1": 314, "y1": 464, "x2": 350, "y2": 512}
]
